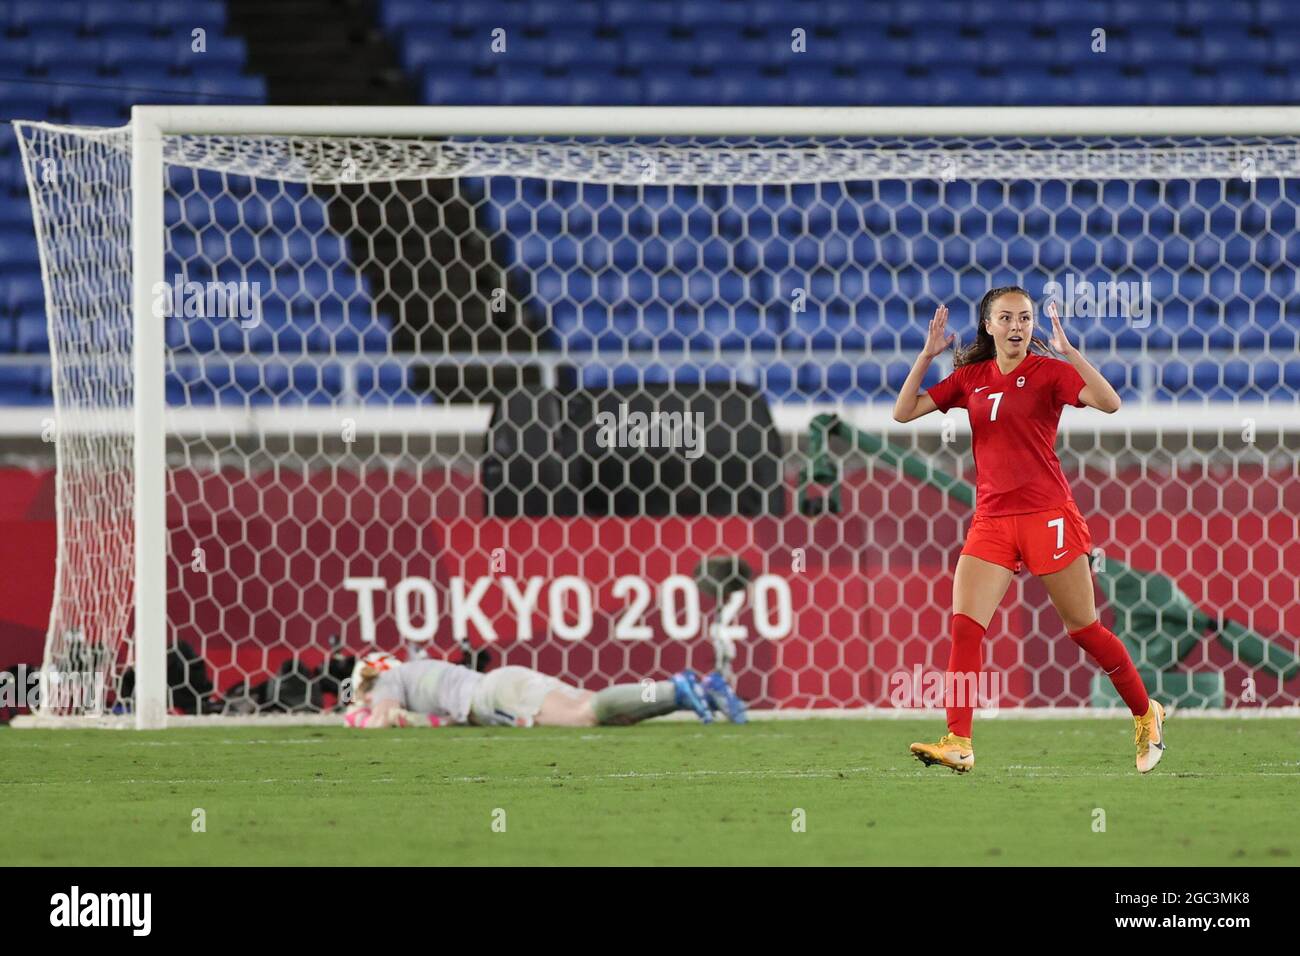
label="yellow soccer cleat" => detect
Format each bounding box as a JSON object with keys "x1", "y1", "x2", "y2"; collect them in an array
[
  {"x1": 1134, "y1": 700, "x2": 1167, "y2": 774},
  {"x1": 910, "y1": 732, "x2": 974, "y2": 773}
]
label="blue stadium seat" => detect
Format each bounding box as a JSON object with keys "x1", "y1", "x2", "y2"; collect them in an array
[
  {"x1": 0, "y1": 44, "x2": 30, "y2": 74},
  {"x1": 166, "y1": 362, "x2": 343, "y2": 406},
  {"x1": 1201, "y1": 25, "x2": 1273, "y2": 65},
  {"x1": 84, "y1": 1, "x2": 160, "y2": 33},
  {"x1": 167, "y1": 313, "x2": 257, "y2": 353},
  {"x1": 356, "y1": 363, "x2": 430, "y2": 404},
  {"x1": 190, "y1": 75, "x2": 266, "y2": 102},
  {"x1": 580, "y1": 359, "x2": 746, "y2": 389},
  {"x1": 1268, "y1": 26, "x2": 1300, "y2": 61},
  {"x1": 286, "y1": 364, "x2": 343, "y2": 403},
  {"x1": 94, "y1": 22, "x2": 170, "y2": 42},
  {"x1": 19, "y1": 20, "x2": 88, "y2": 46},
  {"x1": 101, "y1": 37, "x2": 190, "y2": 70},
  {"x1": 716, "y1": 68, "x2": 794, "y2": 106},
  {"x1": 6, "y1": 0, "x2": 81, "y2": 31},
  {"x1": 53, "y1": 85, "x2": 127, "y2": 116},
  {"x1": 833, "y1": 27, "x2": 914, "y2": 66},
  {"x1": 977, "y1": 28, "x2": 1052, "y2": 67},
  {"x1": 403, "y1": 32, "x2": 489, "y2": 70},
  {"x1": 639, "y1": 64, "x2": 725, "y2": 102},
  {"x1": 0, "y1": 365, "x2": 50, "y2": 404},
  {"x1": 569, "y1": 67, "x2": 642, "y2": 104},
  {"x1": 911, "y1": 27, "x2": 989, "y2": 66},
  {"x1": 1096, "y1": 359, "x2": 1141, "y2": 401},
  {"x1": 603, "y1": 0, "x2": 678, "y2": 27},
  {"x1": 539, "y1": 28, "x2": 622, "y2": 67},
  {"x1": 788, "y1": 65, "x2": 871, "y2": 105},
  {"x1": 166, "y1": 365, "x2": 212, "y2": 405},
  {"x1": 64, "y1": 101, "x2": 128, "y2": 126},
  {"x1": 677, "y1": 0, "x2": 749, "y2": 28},
  {"x1": 454, "y1": 2, "x2": 538, "y2": 27},
  {"x1": 884, "y1": 359, "x2": 944, "y2": 394},
  {"x1": 523, "y1": 0, "x2": 603, "y2": 28},
  {"x1": 1191, "y1": 0, "x2": 1261, "y2": 26},
  {"x1": 15, "y1": 314, "x2": 49, "y2": 352},
  {"x1": 930, "y1": 66, "x2": 1018, "y2": 106},
  {"x1": 424, "y1": 67, "x2": 501, "y2": 104},
  {"x1": 306, "y1": 311, "x2": 389, "y2": 354},
  {"x1": 1037, "y1": 23, "x2": 1110, "y2": 66},
  {"x1": 381, "y1": 0, "x2": 461, "y2": 30},
  {"x1": 620, "y1": 28, "x2": 705, "y2": 68},
  {"x1": 1119, "y1": 25, "x2": 1202, "y2": 64},
  {"x1": 1107, "y1": 0, "x2": 1184, "y2": 25},
  {"x1": 782, "y1": 308, "x2": 870, "y2": 352},
  {"x1": 0, "y1": 229, "x2": 39, "y2": 268},
  {"x1": 498, "y1": 65, "x2": 574, "y2": 105},
  {"x1": 759, "y1": 361, "x2": 797, "y2": 403},
  {"x1": 152, "y1": 0, "x2": 228, "y2": 30},
  {"x1": 227, "y1": 364, "x2": 279, "y2": 404},
  {"x1": 0, "y1": 79, "x2": 59, "y2": 111},
  {"x1": 2, "y1": 274, "x2": 44, "y2": 315},
  {"x1": 1259, "y1": 0, "x2": 1294, "y2": 21}
]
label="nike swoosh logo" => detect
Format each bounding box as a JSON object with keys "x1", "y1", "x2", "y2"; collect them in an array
[
  {"x1": 1053, "y1": 550, "x2": 1069, "y2": 560},
  {"x1": 973, "y1": 386, "x2": 990, "y2": 393}
]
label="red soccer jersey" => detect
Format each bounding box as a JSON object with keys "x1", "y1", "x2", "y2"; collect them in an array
[{"x1": 926, "y1": 352, "x2": 1088, "y2": 517}]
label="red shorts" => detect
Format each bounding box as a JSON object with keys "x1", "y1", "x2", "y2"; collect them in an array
[{"x1": 960, "y1": 501, "x2": 1094, "y2": 576}]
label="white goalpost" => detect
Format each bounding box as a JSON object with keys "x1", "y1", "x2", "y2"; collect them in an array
[{"x1": 13, "y1": 106, "x2": 1300, "y2": 728}]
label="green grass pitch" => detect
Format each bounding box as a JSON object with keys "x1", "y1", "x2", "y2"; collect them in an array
[{"x1": 2, "y1": 718, "x2": 1296, "y2": 865}]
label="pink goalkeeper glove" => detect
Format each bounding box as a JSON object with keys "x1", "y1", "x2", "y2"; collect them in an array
[
  {"x1": 345, "y1": 707, "x2": 446, "y2": 728},
  {"x1": 392, "y1": 708, "x2": 447, "y2": 728}
]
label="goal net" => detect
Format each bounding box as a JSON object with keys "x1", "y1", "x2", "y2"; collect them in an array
[{"x1": 14, "y1": 110, "x2": 1300, "y2": 726}]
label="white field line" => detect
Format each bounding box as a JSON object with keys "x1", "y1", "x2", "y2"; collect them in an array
[
  {"x1": 12, "y1": 706, "x2": 1300, "y2": 729},
  {"x1": 0, "y1": 731, "x2": 797, "y2": 748},
  {"x1": 1, "y1": 764, "x2": 1297, "y2": 788}
]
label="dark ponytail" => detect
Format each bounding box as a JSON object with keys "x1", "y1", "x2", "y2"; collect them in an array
[{"x1": 954, "y1": 285, "x2": 1053, "y2": 368}]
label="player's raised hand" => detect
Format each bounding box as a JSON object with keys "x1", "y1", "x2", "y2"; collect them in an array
[
  {"x1": 923, "y1": 304, "x2": 955, "y2": 358},
  {"x1": 1047, "y1": 300, "x2": 1077, "y2": 354}
]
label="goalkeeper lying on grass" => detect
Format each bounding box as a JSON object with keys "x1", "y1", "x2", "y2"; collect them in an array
[{"x1": 344, "y1": 652, "x2": 746, "y2": 728}]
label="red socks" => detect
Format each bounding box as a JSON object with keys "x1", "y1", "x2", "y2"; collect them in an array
[
  {"x1": 945, "y1": 613, "x2": 986, "y2": 738},
  {"x1": 1068, "y1": 619, "x2": 1150, "y2": 716},
  {"x1": 943, "y1": 616, "x2": 1148, "y2": 736}
]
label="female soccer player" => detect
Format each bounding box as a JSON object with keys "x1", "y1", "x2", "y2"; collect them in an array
[
  {"x1": 892, "y1": 287, "x2": 1165, "y2": 774},
  {"x1": 343, "y1": 651, "x2": 746, "y2": 728}
]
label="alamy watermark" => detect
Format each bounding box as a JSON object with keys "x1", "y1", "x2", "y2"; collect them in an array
[
  {"x1": 50, "y1": 886, "x2": 150, "y2": 936},
  {"x1": 594, "y1": 403, "x2": 706, "y2": 459},
  {"x1": 151, "y1": 275, "x2": 263, "y2": 328},
  {"x1": 0, "y1": 664, "x2": 106, "y2": 714},
  {"x1": 1042, "y1": 274, "x2": 1151, "y2": 327},
  {"x1": 888, "y1": 666, "x2": 1004, "y2": 714}
]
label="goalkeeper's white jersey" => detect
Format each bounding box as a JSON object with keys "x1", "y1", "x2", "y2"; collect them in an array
[{"x1": 370, "y1": 659, "x2": 484, "y2": 724}]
